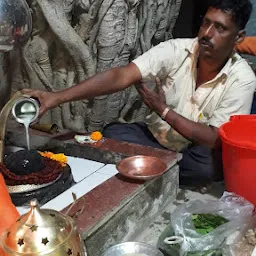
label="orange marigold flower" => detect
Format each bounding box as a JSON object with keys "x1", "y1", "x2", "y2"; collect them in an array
[
  {"x1": 39, "y1": 151, "x2": 67, "y2": 167},
  {"x1": 41, "y1": 151, "x2": 53, "y2": 158},
  {"x1": 90, "y1": 131, "x2": 103, "y2": 141}
]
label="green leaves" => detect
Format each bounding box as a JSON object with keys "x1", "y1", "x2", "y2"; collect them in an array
[{"x1": 192, "y1": 214, "x2": 228, "y2": 235}]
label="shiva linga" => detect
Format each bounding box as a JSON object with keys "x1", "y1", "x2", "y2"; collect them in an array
[
  {"x1": 0, "y1": 91, "x2": 74, "y2": 206},
  {"x1": 0, "y1": 1, "x2": 73, "y2": 204},
  {"x1": 0, "y1": 0, "x2": 72, "y2": 207},
  {"x1": 0, "y1": 92, "x2": 85, "y2": 255}
]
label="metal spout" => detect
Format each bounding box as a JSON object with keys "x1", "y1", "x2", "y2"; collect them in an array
[{"x1": 0, "y1": 91, "x2": 31, "y2": 162}]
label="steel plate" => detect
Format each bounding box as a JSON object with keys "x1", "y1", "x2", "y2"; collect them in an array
[{"x1": 104, "y1": 242, "x2": 164, "y2": 256}]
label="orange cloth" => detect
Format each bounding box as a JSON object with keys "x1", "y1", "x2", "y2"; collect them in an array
[
  {"x1": 0, "y1": 173, "x2": 20, "y2": 255},
  {"x1": 236, "y1": 36, "x2": 256, "y2": 56}
]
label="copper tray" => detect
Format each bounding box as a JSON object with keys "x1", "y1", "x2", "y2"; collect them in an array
[{"x1": 116, "y1": 155, "x2": 167, "y2": 180}]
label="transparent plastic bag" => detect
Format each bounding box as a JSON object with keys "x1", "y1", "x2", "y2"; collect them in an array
[
  {"x1": 171, "y1": 192, "x2": 254, "y2": 255},
  {"x1": 223, "y1": 216, "x2": 256, "y2": 256}
]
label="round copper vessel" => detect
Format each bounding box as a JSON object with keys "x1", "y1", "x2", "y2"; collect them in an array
[{"x1": 116, "y1": 155, "x2": 167, "y2": 180}]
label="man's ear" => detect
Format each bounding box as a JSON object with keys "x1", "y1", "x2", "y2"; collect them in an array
[{"x1": 236, "y1": 30, "x2": 246, "y2": 45}]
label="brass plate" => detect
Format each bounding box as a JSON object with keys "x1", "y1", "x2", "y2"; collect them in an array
[
  {"x1": 8, "y1": 173, "x2": 62, "y2": 194},
  {"x1": 116, "y1": 155, "x2": 167, "y2": 180}
]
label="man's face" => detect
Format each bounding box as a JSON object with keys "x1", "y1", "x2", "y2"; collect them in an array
[{"x1": 198, "y1": 7, "x2": 241, "y2": 61}]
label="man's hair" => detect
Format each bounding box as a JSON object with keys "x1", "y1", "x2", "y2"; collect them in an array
[{"x1": 209, "y1": 0, "x2": 253, "y2": 29}]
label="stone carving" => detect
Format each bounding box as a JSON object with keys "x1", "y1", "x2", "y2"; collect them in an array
[{"x1": 8, "y1": 0, "x2": 182, "y2": 132}]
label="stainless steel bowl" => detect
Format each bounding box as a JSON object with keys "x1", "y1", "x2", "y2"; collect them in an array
[
  {"x1": 12, "y1": 97, "x2": 40, "y2": 124},
  {"x1": 104, "y1": 242, "x2": 164, "y2": 256},
  {"x1": 116, "y1": 155, "x2": 167, "y2": 180}
]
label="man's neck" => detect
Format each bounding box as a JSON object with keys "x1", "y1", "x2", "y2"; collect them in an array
[{"x1": 196, "y1": 57, "x2": 228, "y2": 88}]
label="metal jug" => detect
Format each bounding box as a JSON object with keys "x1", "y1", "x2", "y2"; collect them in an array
[{"x1": 12, "y1": 97, "x2": 40, "y2": 124}]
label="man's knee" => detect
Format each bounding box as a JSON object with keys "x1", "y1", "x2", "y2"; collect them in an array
[
  {"x1": 179, "y1": 145, "x2": 216, "y2": 185},
  {"x1": 103, "y1": 123, "x2": 123, "y2": 138}
]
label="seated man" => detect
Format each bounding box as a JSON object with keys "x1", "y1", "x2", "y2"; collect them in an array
[{"x1": 24, "y1": 0, "x2": 256, "y2": 186}]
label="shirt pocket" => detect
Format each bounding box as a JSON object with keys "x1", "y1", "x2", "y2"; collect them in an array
[
  {"x1": 164, "y1": 76, "x2": 181, "y2": 108},
  {"x1": 202, "y1": 89, "x2": 226, "y2": 119}
]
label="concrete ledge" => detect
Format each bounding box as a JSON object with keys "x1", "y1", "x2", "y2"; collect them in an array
[
  {"x1": 6, "y1": 124, "x2": 179, "y2": 256},
  {"x1": 85, "y1": 165, "x2": 179, "y2": 256}
]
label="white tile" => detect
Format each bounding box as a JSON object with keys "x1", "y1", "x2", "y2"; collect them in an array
[
  {"x1": 41, "y1": 189, "x2": 75, "y2": 211},
  {"x1": 67, "y1": 156, "x2": 105, "y2": 182},
  {"x1": 42, "y1": 173, "x2": 112, "y2": 211},
  {"x1": 96, "y1": 164, "x2": 118, "y2": 177},
  {"x1": 70, "y1": 172, "x2": 112, "y2": 196}
]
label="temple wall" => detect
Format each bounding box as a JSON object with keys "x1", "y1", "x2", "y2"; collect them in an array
[{"x1": 1, "y1": 0, "x2": 183, "y2": 133}]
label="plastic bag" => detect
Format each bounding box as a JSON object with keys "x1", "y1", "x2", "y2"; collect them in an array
[
  {"x1": 171, "y1": 192, "x2": 254, "y2": 255},
  {"x1": 223, "y1": 216, "x2": 256, "y2": 256}
]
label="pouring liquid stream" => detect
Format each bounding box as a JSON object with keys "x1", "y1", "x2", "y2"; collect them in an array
[
  {"x1": 19, "y1": 114, "x2": 35, "y2": 150},
  {"x1": 12, "y1": 99, "x2": 39, "y2": 150}
]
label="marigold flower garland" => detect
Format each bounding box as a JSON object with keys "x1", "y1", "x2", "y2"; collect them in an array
[{"x1": 39, "y1": 151, "x2": 67, "y2": 167}]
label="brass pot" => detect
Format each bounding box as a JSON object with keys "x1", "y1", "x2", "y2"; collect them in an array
[{"x1": 0, "y1": 199, "x2": 87, "y2": 256}]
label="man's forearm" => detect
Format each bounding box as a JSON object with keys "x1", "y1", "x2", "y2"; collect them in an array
[
  {"x1": 163, "y1": 108, "x2": 219, "y2": 148},
  {"x1": 56, "y1": 63, "x2": 141, "y2": 105}
]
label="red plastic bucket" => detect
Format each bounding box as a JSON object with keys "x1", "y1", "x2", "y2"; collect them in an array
[{"x1": 219, "y1": 115, "x2": 256, "y2": 205}]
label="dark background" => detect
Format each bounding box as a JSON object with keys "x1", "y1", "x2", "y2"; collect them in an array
[
  {"x1": 173, "y1": 0, "x2": 256, "y2": 39},
  {"x1": 173, "y1": 0, "x2": 213, "y2": 38}
]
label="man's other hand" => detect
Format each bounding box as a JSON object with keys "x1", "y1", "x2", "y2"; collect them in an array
[{"x1": 136, "y1": 77, "x2": 167, "y2": 115}]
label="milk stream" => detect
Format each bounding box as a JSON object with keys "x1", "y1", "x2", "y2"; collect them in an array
[
  {"x1": 15, "y1": 100, "x2": 38, "y2": 150},
  {"x1": 19, "y1": 114, "x2": 35, "y2": 150}
]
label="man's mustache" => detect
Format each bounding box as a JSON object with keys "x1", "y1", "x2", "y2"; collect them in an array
[{"x1": 199, "y1": 38, "x2": 213, "y2": 48}]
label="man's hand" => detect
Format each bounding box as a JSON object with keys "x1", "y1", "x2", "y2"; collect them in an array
[
  {"x1": 136, "y1": 77, "x2": 167, "y2": 115},
  {"x1": 22, "y1": 89, "x2": 60, "y2": 116},
  {"x1": 136, "y1": 77, "x2": 219, "y2": 148}
]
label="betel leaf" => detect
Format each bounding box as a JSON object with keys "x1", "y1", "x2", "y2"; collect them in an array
[{"x1": 192, "y1": 214, "x2": 228, "y2": 235}]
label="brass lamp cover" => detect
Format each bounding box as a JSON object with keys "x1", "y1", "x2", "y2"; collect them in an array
[{"x1": 0, "y1": 199, "x2": 86, "y2": 256}]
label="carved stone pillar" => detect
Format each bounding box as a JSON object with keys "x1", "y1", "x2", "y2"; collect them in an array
[{"x1": 7, "y1": 0, "x2": 183, "y2": 132}]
